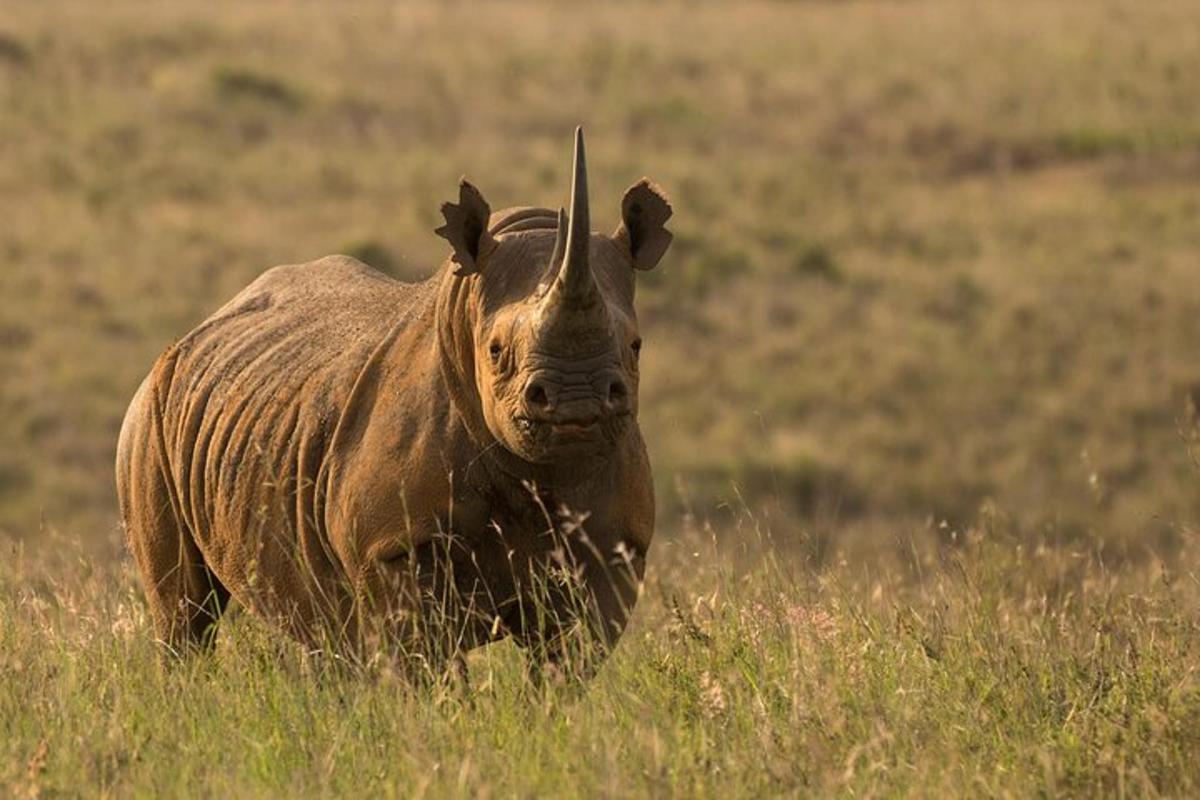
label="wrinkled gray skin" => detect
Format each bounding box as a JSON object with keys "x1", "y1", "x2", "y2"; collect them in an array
[{"x1": 116, "y1": 129, "x2": 673, "y2": 676}]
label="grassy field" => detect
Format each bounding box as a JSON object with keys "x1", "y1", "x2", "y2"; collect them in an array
[
  {"x1": 4, "y1": 526, "x2": 1200, "y2": 797},
  {"x1": 2, "y1": 0, "x2": 1200, "y2": 795}
]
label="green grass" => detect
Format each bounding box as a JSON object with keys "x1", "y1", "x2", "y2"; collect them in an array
[{"x1": 3, "y1": 523, "x2": 1199, "y2": 797}]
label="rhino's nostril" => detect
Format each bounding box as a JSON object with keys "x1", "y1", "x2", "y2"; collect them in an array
[
  {"x1": 525, "y1": 381, "x2": 551, "y2": 410},
  {"x1": 607, "y1": 379, "x2": 629, "y2": 409}
]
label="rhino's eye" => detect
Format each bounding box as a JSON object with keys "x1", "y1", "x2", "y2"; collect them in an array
[
  {"x1": 489, "y1": 340, "x2": 503, "y2": 362},
  {"x1": 630, "y1": 338, "x2": 642, "y2": 358}
]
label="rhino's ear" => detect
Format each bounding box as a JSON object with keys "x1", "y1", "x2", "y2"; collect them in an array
[
  {"x1": 614, "y1": 179, "x2": 673, "y2": 271},
  {"x1": 435, "y1": 178, "x2": 494, "y2": 277}
]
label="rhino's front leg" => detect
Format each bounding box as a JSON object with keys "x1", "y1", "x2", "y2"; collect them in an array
[
  {"x1": 517, "y1": 531, "x2": 647, "y2": 681},
  {"x1": 351, "y1": 547, "x2": 428, "y2": 672},
  {"x1": 356, "y1": 531, "x2": 501, "y2": 681}
]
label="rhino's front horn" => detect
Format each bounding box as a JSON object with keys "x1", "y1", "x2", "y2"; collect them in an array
[{"x1": 549, "y1": 127, "x2": 599, "y2": 309}]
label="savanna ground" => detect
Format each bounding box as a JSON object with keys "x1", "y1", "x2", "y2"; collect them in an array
[{"x1": 2, "y1": 1, "x2": 1199, "y2": 796}]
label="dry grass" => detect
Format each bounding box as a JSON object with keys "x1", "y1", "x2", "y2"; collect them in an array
[{"x1": 3, "y1": 519, "x2": 1200, "y2": 797}]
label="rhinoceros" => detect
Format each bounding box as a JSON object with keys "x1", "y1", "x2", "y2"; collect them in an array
[{"x1": 115, "y1": 128, "x2": 672, "y2": 676}]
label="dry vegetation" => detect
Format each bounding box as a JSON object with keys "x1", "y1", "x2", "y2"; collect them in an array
[
  {"x1": 2, "y1": 1, "x2": 1200, "y2": 796},
  {"x1": 4, "y1": 523, "x2": 1200, "y2": 797}
]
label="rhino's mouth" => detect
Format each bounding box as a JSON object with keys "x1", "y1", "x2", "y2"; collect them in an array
[
  {"x1": 516, "y1": 416, "x2": 601, "y2": 436},
  {"x1": 513, "y1": 414, "x2": 631, "y2": 456},
  {"x1": 550, "y1": 418, "x2": 600, "y2": 434}
]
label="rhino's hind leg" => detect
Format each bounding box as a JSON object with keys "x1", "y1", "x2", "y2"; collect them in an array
[
  {"x1": 125, "y1": 493, "x2": 230, "y2": 657},
  {"x1": 119, "y1": 400, "x2": 229, "y2": 658},
  {"x1": 136, "y1": 518, "x2": 230, "y2": 658}
]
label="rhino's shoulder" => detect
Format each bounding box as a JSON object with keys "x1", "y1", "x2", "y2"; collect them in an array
[
  {"x1": 249, "y1": 254, "x2": 396, "y2": 295},
  {"x1": 166, "y1": 254, "x2": 426, "y2": 374},
  {"x1": 207, "y1": 255, "x2": 419, "y2": 320}
]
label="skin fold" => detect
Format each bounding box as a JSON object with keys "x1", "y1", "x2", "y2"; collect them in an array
[{"x1": 115, "y1": 129, "x2": 673, "y2": 676}]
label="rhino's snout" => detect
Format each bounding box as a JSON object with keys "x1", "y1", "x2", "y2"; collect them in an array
[{"x1": 520, "y1": 368, "x2": 632, "y2": 425}]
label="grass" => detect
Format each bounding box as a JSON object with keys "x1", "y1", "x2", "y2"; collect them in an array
[
  {"x1": 211, "y1": 65, "x2": 305, "y2": 111},
  {"x1": 2, "y1": 0, "x2": 1200, "y2": 795},
  {"x1": 3, "y1": 519, "x2": 1200, "y2": 796}
]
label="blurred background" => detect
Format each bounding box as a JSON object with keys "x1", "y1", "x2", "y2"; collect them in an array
[{"x1": 2, "y1": 1, "x2": 1198, "y2": 564}]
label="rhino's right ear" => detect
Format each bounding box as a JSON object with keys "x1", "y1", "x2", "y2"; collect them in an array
[
  {"x1": 436, "y1": 179, "x2": 494, "y2": 277},
  {"x1": 614, "y1": 179, "x2": 673, "y2": 271}
]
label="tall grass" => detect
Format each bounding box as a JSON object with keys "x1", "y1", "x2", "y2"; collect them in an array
[{"x1": 2, "y1": 512, "x2": 1198, "y2": 797}]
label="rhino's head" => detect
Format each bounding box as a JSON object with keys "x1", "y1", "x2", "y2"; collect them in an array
[{"x1": 435, "y1": 128, "x2": 672, "y2": 465}]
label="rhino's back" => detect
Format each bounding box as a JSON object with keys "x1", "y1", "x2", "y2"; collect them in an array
[{"x1": 145, "y1": 255, "x2": 433, "y2": 608}]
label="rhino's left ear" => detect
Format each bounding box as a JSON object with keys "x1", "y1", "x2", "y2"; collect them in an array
[
  {"x1": 436, "y1": 178, "x2": 495, "y2": 277},
  {"x1": 614, "y1": 179, "x2": 673, "y2": 271}
]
